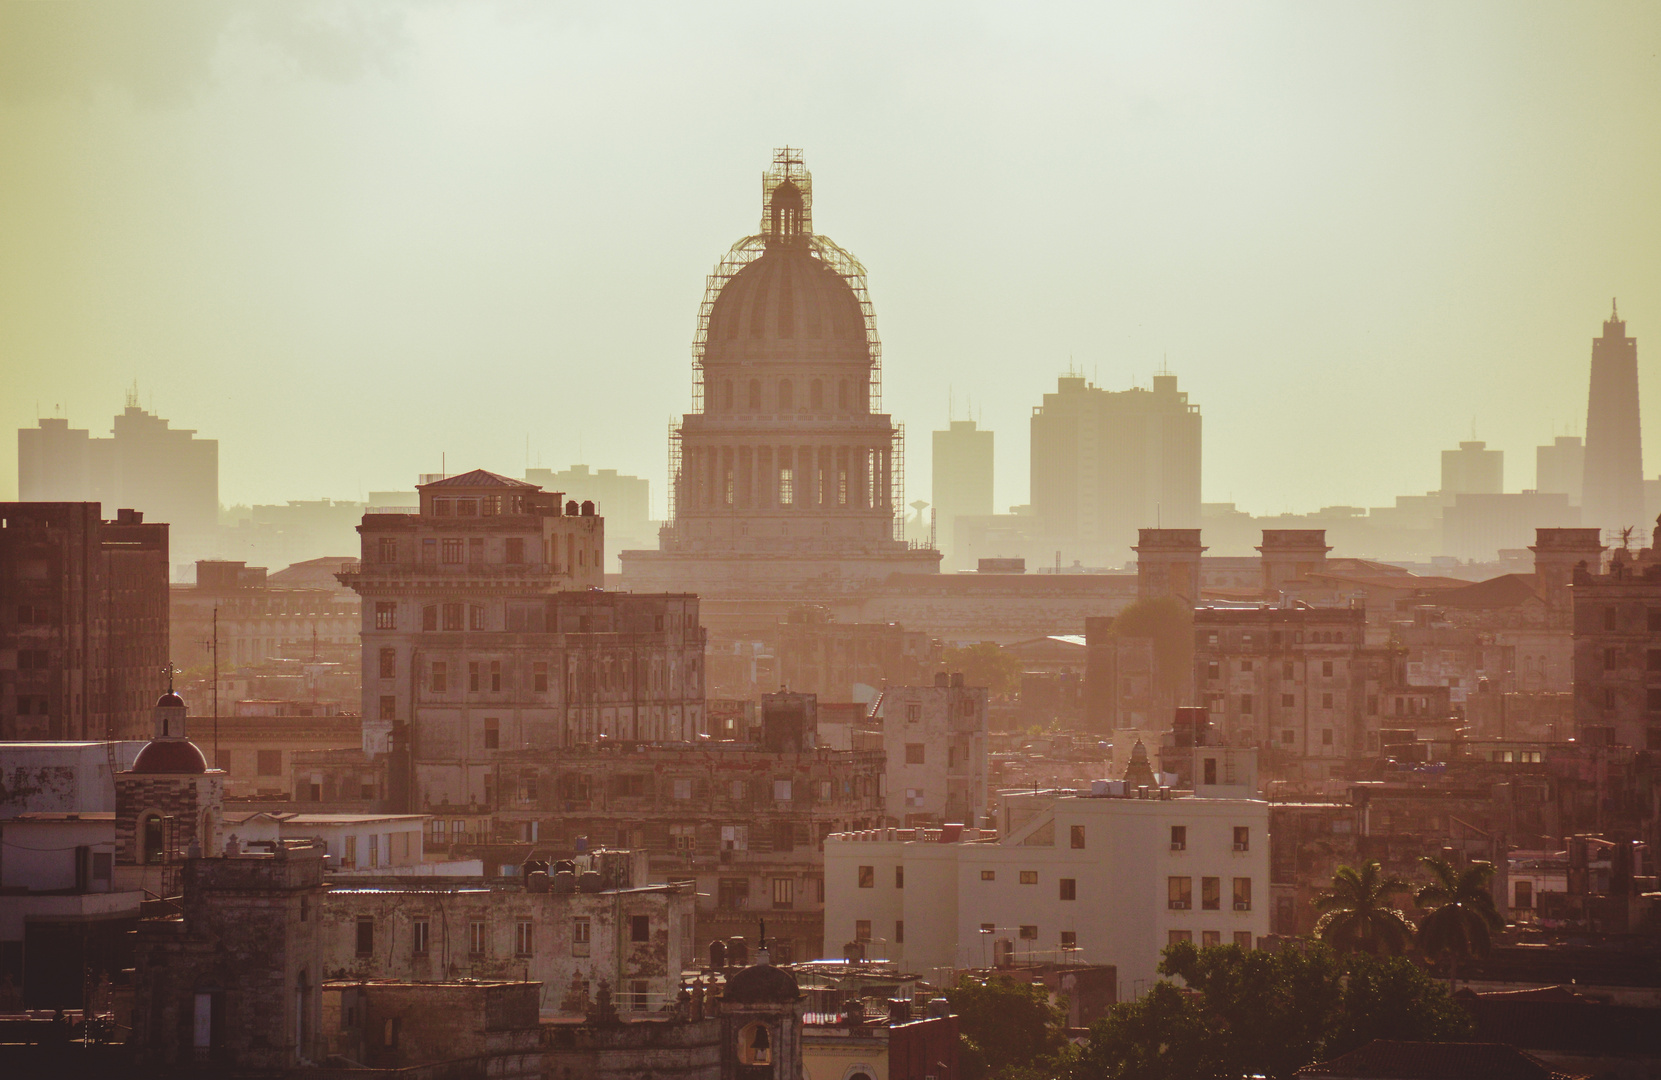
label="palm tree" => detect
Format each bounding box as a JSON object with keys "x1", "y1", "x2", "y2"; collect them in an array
[
  {"x1": 1312, "y1": 861, "x2": 1417, "y2": 956},
  {"x1": 1415, "y1": 856, "x2": 1505, "y2": 984}
]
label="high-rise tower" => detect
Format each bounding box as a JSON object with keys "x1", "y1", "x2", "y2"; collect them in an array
[{"x1": 1581, "y1": 301, "x2": 1644, "y2": 539}]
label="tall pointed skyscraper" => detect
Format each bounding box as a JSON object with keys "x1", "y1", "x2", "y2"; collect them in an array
[{"x1": 1581, "y1": 301, "x2": 1644, "y2": 539}]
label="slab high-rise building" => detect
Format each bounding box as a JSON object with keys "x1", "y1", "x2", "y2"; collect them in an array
[
  {"x1": 1440, "y1": 440, "x2": 1503, "y2": 495},
  {"x1": 0, "y1": 502, "x2": 169, "y2": 740},
  {"x1": 1536, "y1": 436, "x2": 1585, "y2": 504},
  {"x1": 1581, "y1": 302, "x2": 1644, "y2": 539},
  {"x1": 18, "y1": 398, "x2": 218, "y2": 565},
  {"x1": 931, "y1": 418, "x2": 993, "y2": 567},
  {"x1": 1030, "y1": 372, "x2": 1201, "y2": 566},
  {"x1": 621, "y1": 149, "x2": 939, "y2": 597}
]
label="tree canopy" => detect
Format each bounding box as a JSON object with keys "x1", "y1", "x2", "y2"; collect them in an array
[
  {"x1": 945, "y1": 974, "x2": 1070, "y2": 1080},
  {"x1": 1106, "y1": 596, "x2": 1193, "y2": 696},
  {"x1": 941, "y1": 641, "x2": 1025, "y2": 698},
  {"x1": 1415, "y1": 856, "x2": 1505, "y2": 981},
  {"x1": 1313, "y1": 861, "x2": 1416, "y2": 956},
  {"x1": 1073, "y1": 942, "x2": 1470, "y2": 1080}
]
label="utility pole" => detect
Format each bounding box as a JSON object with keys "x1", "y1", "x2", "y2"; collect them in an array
[{"x1": 198, "y1": 607, "x2": 220, "y2": 762}]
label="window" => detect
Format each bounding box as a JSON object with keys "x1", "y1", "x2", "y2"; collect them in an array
[
  {"x1": 469, "y1": 920, "x2": 487, "y2": 956},
  {"x1": 430, "y1": 662, "x2": 447, "y2": 693},
  {"x1": 572, "y1": 917, "x2": 591, "y2": 956},
  {"x1": 515, "y1": 920, "x2": 534, "y2": 957},
  {"x1": 356, "y1": 916, "x2": 375, "y2": 956},
  {"x1": 1647, "y1": 688, "x2": 1661, "y2": 713},
  {"x1": 773, "y1": 780, "x2": 792, "y2": 802},
  {"x1": 378, "y1": 537, "x2": 398, "y2": 563},
  {"x1": 1281, "y1": 729, "x2": 1295, "y2": 745},
  {"x1": 1240, "y1": 694, "x2": 1254, "y2": 715},
  {"x1": 1234, "y1": 827, "x2": 1250, "y2": 851},
  {"x1": 442, "y1": 538, "x2": 463, "y2": 564},
  {"x1": 1649, "y1": 608, "x2": 1661, "y2": 632},
  {"x1": 1283, "y1": 660, "x2": 1295, "y2": 679},
  {"x1": 412, "y1": 918, "x2": 430, "y2": 956},
  {"x1": 1322, "y1": 692, "x2": 1334, "y2": 709},
  {"x1": 1234, "y1": 931, "x2": 1253, "y2": 948},
  {"x1": 375, "y1": 602, "x2": 396, "y2": 630},
  {"x1": 1169, "y1": 930, "x2": 1192, "y2": 945},
  {"x1": 1240, "y1": 659, "x2": 1253, "y2": 673},
  {"x1": 1233, "y1": 877, "x2": 1253, "y2": 911},
  {"x1": 718, "y1": 878, "x2": 750, "y2": 910},
  {"x1": 534, "y1": 662, "x2": 548, "y2": 693},
  {"x1": 379, "y1": 696, "x2": 396, "y2": 721},
  {"x1": 1168, "y1": 876, "x2": 1192, "y2": 910},
  {"x1": 895, "y1": 920, "x2": 904, "y2": 943},
  {"x1": 471, "y1": 606, "x2": 487, "y2": 631},
  {"x1": 858, "y1": 865, "x2": 874, "y2": 888},
  {"x1": 368, "y1": 834, "x2": 379, "y2": 868},
  {"x1": 1207, "y1": 661, "x2": 1219, "y2": 680},
  {"x1": 506, "y1": 537, "x2": 524, "y2": 564},
  {"x1": 469, "y1": 661, "x2": 480, "y2": 691},
  {"x1": 1019, "y1": 870, "x2": 1039, "y2": 885},
  {"x1": 1203, "y1": 758, "x2": 1217, "y2": 785},
  {"x1": 779, "y1": 467, "x2": 794, "y2": 506},
  {"x1": 1202, "y1": 930, "x2": 1221, "y2": 946},
  {"x1": 423, "y1": 605, "x2": 438, "y2": 631},
  {"x1": 673, "y1": 778, "x2": 692, "y2": 800},
  {"x1": 1070, "y1": 825, "x2": 1086, "y2": 849},
  {"x1": 1605, "y1": 647, "x2": 1620, "y2": 671},
  {"x1": 772, "y1": 878, "x2": 794, "y2": 909},
  {"x1": 1170, "y1": 825, "x2": 1187, "y2": 851},
  {"x1": 379, "y1": 648, "x2": 397, "y2": 680},
  {"x1": 905, "y1": 703, "x2": 921, "y2": 722},
  {"x1": 905, "y1": 743, "x2": 926, "y2": 765},
  {"x1": 779, "y1": 378, "x2": 794, "y2": 410},
  {"x1": 852, "y1": 919, "x2": 873, "y2": 943},
  {"x1": 443, "y1": 603, "x2": 463, "y2": 631},
  {"x1": 895, "y1": 866, "x2": 904, "y2": 889},
  {"x1": 256, "y1": 750, "x2": 282, "y2": 777},
  {"x1": 1201, "y1": 876, "x2": 1220, "y2": 911},
  {"x1": 629, "y1": 980, "x2": 648, "y2": 1012},
  {"x1": 1019, "y1": 925, "x2": 1038, "y2": 941},
  {"x1": 1060, "y1": 878, "x2": 1076, "y2": 901},
  {"x1": 1281, "y1": 693, "x2": 1295, "y2": 708},
  {"x1": 1322, "y1": 660, "x2": 1334, "y2": 677},
  {"x1": 484, "y1": 718, "x2": 499, "y2": 750},
  {"x1": 141, "y1": 814, "x2": 164, "y2": 864},
  {"x1": 1322, "y1": 729, "x2": 1334, "y2": 746},
  {"x1": 981, "y1": 869, "x2": 997, "y2": 881}
]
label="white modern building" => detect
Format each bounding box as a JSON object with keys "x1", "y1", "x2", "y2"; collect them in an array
[
  {"x1": 873, "y1": 675, "x2": 989, "y2": 827},
  {"x1": 824, "y1": 747, "x2": 1269, "y2": 994}
]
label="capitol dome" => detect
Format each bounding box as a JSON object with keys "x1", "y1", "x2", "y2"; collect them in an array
[{"x1": 704, "y1": 245, "x2": 869, "y2": 365}]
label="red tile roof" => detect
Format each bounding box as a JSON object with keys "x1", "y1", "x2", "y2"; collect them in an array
[{"x1": 416, "y1": 469, "x2": 538, "y2": 490}]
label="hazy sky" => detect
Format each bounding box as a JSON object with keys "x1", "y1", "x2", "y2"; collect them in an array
[{"x1": 3, "y1": 1, "x2": 1659, "y2": 519}]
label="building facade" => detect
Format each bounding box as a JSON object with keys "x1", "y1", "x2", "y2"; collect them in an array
[
  {"x1": 872, "y1": 677, "x2": 989, "y2": 827},
  {"x1": 172, "y1": 559, "x2": 360, "y2": 671},
  {"x1": 1, "y1": 502, "x2": 169, "y2": 740},
  {"x1": 824, "y1": 750, "x2": 1269, "y2": 992},
  {"x1": 340, "y1": 469, "x2": 706, "y2": 809},
  {"x1": 1571, "y1": 554, "x2": 1661, "y2": 751},
  {"x1": 1029, "y1": 372, "x2": 1202, "y2": 567},
  {"x1": 621, "y1": 149, "x2": 940, "y2": 597},
  {"x1": 18, "y1": 401, "x2": 218, "y2": 564}
]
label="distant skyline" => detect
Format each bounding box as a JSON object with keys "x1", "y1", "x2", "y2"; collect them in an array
[{"x1": 3, "y1": 2, "x2": 1658, "y2": 519}]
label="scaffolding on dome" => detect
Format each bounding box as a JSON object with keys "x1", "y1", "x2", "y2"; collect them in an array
[
  {"x1": 891, "y1": 425, "x2": 906, "y2": 543},
  {"x1": 665, "y1": 421, "x2": 682, "y2": 529},
  {"x1": 689, "y1": 148, "x2": 883, "y2": 416}
]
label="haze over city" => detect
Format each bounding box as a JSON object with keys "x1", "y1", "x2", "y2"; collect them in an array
[
  {"x1": 9, "y1": 6, "x2": 1661, "y2": 1078},
  {"x1": 4, "y1": 1, "x2": 1658, "y2": 514}
]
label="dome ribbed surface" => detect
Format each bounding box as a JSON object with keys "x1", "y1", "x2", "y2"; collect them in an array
[
  {"x1": 705, "y1": 247, "x2": 868, "y2": 365},
  {"x1": 156, "y1": 691, "x2": 185, "y2": 708},
  {"x1": 131, "y1": 739, "x2": 209, "y2": 775}
]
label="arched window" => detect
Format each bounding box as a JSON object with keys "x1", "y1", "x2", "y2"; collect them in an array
[
  {"x1": 141, "y1": 813, "x2": 165, "y2": 865},
  {"x1": 810, "y1": 379, "x2": 823, "y2": 409},
  {"x1": 749, "y1": 379, "x2": 762, "y2": 411},
  {"x1": 778, "y1": 379, "x2": 793, "y2": 411}
]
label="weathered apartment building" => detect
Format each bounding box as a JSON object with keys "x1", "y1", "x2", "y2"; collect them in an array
[
  {"x1": 1195, "y1": 605, "x2": 1451, "y2": 776},
  {"x1": 338, "y1": 469, "x2": 707, "y2": 807},
  {"x1": 1571, "y1": 545, "x2": 1661, "y2": 751},
  {"x1": 482, "y1": 694, "x2": 888, "y2": 965},
  {"x1": 871, "y1": 674, "x2": 990, "y2": 827},
  {"x1": 171, "y1": 557, "x2": 360, "y2": 671},
  {"x1": 1, "y1": 502, "x2": 169, "y2": 740}
]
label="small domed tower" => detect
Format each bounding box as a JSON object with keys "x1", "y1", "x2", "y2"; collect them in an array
[
  {"x1": 721, "y1": 927, "x2": 805, "y2": 1080},
  {"x1": 115, "y1": 686, "x2": 224, "y2": 894}
]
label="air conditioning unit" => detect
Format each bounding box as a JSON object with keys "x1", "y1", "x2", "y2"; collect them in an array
[
  {"x1": 1170, "y1": 901, "x2": 1189, "y2": 910},
  {"x1": 1170, "y1": 842, "x2": 1186, "y2": 852},
  {"x1": 1234, "y1": 843, "x2": 1249, "y2": 852},
  {"x1": 1234, "y1": 902, "x2": 1251, "y2": 911}
]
